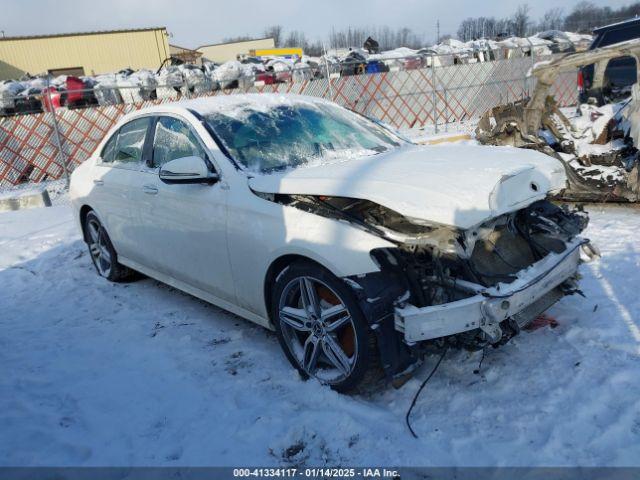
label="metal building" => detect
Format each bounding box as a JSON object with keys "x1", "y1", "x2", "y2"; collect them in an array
[
  {"x1": 197, "y1": 37, "x2": 275, "y2": 63},
  {"x1": 169, "y1": 44, "x2": 203, "y2": 64},
  {"x1": 0, "y1": 27, "x2": 171, "y2": 80}
]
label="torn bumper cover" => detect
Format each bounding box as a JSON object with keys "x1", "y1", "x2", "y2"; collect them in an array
[{"x1": 394, "y1": 237, "x2": 590, "y2": 343}]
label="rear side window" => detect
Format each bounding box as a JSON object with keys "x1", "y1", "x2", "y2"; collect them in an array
[
  {"x1": 598, "y1": 25, "x2": 640, "y2": 47},
  {"x1": 152, "y1": 116, "x2": 208, "y2": 168}
]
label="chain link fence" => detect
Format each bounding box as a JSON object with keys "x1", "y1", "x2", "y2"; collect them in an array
[{"x1": 0, "y1": 50, "x2": 578, "y2": 191}]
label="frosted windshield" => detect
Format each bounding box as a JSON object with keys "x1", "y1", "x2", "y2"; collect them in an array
[{"x1": 204, "y1": 101, "x2": 400, "y2": 173}]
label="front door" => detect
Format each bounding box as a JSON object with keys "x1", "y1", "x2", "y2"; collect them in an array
[{"x1": 134, "y1": 115, "x2": 236, "y2": 302}]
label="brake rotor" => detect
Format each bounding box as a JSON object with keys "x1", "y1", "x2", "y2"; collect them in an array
[{"x1": 317, "y1": 284, "x2": 355, "y2": 357}]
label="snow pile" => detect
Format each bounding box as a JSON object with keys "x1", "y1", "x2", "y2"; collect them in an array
[
  {"x1": 116, "y1": 69, "x2": 157, "y2": 103},
  {"x1": 564, "y1": 31, "x2": 594, "y2": 45},
  {"x1": 177, "y1": 65, "x2": 212, "y2": 95},
  {"x1": 372, "y1": 47, "x2": 423, "y2": 60},
  {"x1": 212, "y1": 60, "x2": 243, "y2": 89},
  {"x1": 93, "y1": 74, "x2": 122, "y2": 105},
  {"x1": 156, "y1": 68, "x2": 184, "y2": 101},
  {"x1": 0, "y1": 81, "x2": 25, "y2": 109}
]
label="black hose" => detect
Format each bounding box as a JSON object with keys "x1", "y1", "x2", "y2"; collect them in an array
[{"x1": 405, "y1": 348, "x2": 448, "y2": 439}]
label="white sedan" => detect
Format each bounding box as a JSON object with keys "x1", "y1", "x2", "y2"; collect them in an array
[{"x1": 70, "y1": 94, "x2": 595, "y2": 391}]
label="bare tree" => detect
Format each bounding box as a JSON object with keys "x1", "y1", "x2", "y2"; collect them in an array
[
  {"x1": 564, "y1": 1, "x2": 640, "y2": 33},
  {"x1": 538, "y1": 8, "x2": 564, "y2": 31},
  {"x1": 328, "y1": 25, "x2": 424, "y2": 50},
  {"x1": 222, "y1": 35, "x2": 254, "y2": 43},
  {"x1": 263, "y1": 25, "x2": 283, "y2": 47},
  {"x1": 283, "y1": 30, "x2": 310, "y2": 51},
  {"x1": 511, "y1": 4, "x2": 531, "y2": 37},
  {"x1": 564, "y1": 1, "x2": 602, "y2": 32},
  {"x1": 457, "y1": 17, "x2": 500, "y2": 41}
]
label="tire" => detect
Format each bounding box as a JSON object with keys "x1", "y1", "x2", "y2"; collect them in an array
[
  {"x1": 83, "y1": 211, "x2": 135, "y2": 282},
  {"x1": 271, "y1": 260, "x2": 380, "y2": 393}
]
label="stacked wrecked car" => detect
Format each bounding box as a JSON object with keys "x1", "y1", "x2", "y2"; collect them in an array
[{"x1": 476, "y1": 38, "x2": 640, "y2": 202}]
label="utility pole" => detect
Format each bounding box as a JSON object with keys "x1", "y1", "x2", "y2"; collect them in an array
[{"x1": 436, "y1": 20, "x2": 440, "y2": 44}]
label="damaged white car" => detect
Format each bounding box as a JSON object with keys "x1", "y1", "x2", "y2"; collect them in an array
[{"x1": 70, "y1": 94, "x2": 596, "y2": 391}]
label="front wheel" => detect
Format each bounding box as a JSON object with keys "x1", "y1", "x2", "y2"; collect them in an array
[{"x1": 272, "y1": 261, "x2": 380, "y2": 392}]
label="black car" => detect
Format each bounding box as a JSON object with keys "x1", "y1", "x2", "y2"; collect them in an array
[{"x1": 580, "y1": 18, "x2": 640, "y2": 104}]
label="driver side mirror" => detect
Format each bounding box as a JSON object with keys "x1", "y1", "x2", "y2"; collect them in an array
[{"x1": 159, "y1": 156, "x2": 218, "y2": 184}]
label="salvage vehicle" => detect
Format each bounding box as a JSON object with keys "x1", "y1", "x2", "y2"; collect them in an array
[
  {"x1": 580, "y1": 18, "x2": 640, "y2": 104},
  {"x1": 70, "y1": 94, "x2": 595, "y2": 391},
  {"x1": 476, "y1": 39, "x2": 640, "y2": 202},
  {"x1": 65, "y1": 76, "x2": 99, "y2": 109},
  {"x1": 1, "y1": 81, "x2": 43, "y2": 116},
  {"x1": 537, "y1": 31, "x2": 576, "y2": 54}
]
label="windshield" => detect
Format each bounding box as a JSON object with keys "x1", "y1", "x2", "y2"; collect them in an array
[{"x1": 204, "y1": 100, "x2": 401, "y2": 173}]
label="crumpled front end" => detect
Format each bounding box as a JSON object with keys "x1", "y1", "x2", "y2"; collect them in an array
[
  {"x1": 363, "y1": 199, "x2": 595, "y2": 359},
  {"x1": 254, "y1": 188, "x2": 596, "y2": 382},
  {"x1": 394, "y1": 236, "x2": 586, "y2": 345}
]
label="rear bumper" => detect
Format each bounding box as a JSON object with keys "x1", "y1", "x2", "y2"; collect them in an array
[{"x1": 395, "y1": 238, "x2": 589, "y2": 343}]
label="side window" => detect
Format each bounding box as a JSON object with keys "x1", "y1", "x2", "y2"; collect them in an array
[
  {"x1": 600, "y1": 26, "x2": 639, "y2": 47},
  {"x1": 113, "y1": 117, "x2": 151, "y2": 168},
  {"x1": 152, "y1": 116, "x2": 208, "y2": 168},
  {"x1": 100, "y1": 131, "x2": 118, "y2": 163}
]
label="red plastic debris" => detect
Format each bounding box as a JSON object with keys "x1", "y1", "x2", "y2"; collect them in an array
[{"x1": 525, "y1": 314, "x2": 559, "y2": 331}]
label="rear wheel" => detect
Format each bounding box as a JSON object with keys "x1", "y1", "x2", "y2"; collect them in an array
[
  {"x1": 272, "y1": 261, "x2": 379, "y2": 392},
  {"x1": 84, "y1": 211, "x2": 135, "y2": 282}
]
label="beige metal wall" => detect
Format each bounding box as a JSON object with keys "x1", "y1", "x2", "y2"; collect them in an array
[
  {"x1": 0, "y1": 28, "x2": 170, "y2": 80},
  {"x1": 197, "y1": 38, "x2": 275, "y2": 63}
]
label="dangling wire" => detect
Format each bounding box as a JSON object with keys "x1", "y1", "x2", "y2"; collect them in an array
[
  {"x1": 405, "y1": 348, "x2": 448, "y2": 439},
  {"x1": 473, "y1": 348, "x2": 486, "y2": 375}
]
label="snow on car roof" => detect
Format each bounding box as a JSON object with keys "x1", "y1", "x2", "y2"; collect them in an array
[
  {"x1": 175, "y1": 93, "x2": 334, "y2": 117},
  {"x1": 114, "y1": 94, "x2": 337, "y2": 127},
  {"x1": 104, "y1": 94, "x2": 343, "y2": 150}
]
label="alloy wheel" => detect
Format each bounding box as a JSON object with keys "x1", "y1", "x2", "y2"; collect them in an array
[
  {"x1": 278, "y1": 276, "x2": 358, "y2": 384},
  {"x1": 87, "y1": 218, "x2": 112, "y2": 277}
]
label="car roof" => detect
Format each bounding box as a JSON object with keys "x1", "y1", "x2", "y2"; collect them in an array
[
  {"x1": 593, "y1": 17, "x2": 640, "y2": 35},
  {"x1": 126, "y1": 93, "x2": 333, "y2": 119}
]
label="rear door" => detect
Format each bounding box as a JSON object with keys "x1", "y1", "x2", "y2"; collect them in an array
[
  {"x1": 91, "y1": 116, "x2": 153, "y2": 261},
  {"x1": 134, "y1": 114, "x2": 235, "y2": 302}
]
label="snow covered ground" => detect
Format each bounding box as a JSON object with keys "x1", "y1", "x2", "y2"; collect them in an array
[{"x1": 1, "y1": 202, "x2": 640, "y2": 467}]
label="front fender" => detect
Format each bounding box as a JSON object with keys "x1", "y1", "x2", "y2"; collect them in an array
[{"x1": 227, "y1": 193, "x2": 396, "y2": 319}]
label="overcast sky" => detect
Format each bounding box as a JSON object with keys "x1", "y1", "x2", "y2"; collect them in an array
[{"x1": 0, "y1": 0, "x2": 632, "y2": 48}]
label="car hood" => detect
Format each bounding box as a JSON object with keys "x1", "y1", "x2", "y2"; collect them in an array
[{"x1": 248, "y1": 144, "x2": 567, "y2": 230}]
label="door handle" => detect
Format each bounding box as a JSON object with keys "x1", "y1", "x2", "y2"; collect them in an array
[
  {"x1": 143, "y1": 184, "x2": 158, "y2": 195},
  {"x1": 93, "y1": 179, "x2": 104, "y2": 186}
]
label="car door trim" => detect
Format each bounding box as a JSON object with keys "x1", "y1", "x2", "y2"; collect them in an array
[{"x1": 118, "y1": 255, "x2": 272, "y2": 329}]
